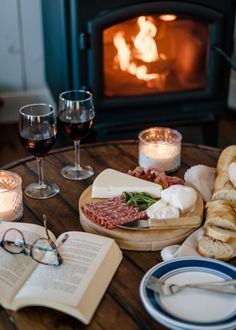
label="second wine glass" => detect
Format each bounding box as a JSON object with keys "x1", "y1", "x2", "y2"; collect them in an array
[{"x1": 58, "y1": 90, "x2": 95, "y2": 180}]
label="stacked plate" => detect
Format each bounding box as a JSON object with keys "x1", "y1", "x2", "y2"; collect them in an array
[{"x1": 140, "y1": 257, "x2": 236, "y2": 330}]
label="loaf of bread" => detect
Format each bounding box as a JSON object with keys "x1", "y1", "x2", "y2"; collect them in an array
[
  {"x1": 212, "y1": 145, "x2": 236, "y2": 201},
  {"x1": 197, "y1": 199, "x2": 236, "y2": 260},
  {"x1": 194, "y1": 145, "x2": 236, "y2": 260}
]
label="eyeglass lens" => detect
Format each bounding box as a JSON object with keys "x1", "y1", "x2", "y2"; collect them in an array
[
  {"x1": 32, "y1": 238, "x2": 59, "y2": 266},
  {"x1": 3, "y1": 229, "x2": 25, "y2": 254}
]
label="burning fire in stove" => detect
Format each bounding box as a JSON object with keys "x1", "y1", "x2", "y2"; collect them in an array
[
  {"x1": 113, "y1": 16, "x2": 168, "y2": 82},
  {"x1": 103, "y1": 14, "x2": 208, "y2": 96}
]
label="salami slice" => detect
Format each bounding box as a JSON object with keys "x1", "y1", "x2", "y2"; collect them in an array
[{"x1": 81, "y1": 196, "x2": 148, "y2": 229}]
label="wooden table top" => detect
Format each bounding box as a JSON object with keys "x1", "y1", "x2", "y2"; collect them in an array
[{"x1": 0, "y1": 141, "x2": 227, "y2": 330}]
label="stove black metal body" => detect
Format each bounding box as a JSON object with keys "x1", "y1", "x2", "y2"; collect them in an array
[{"x1": 42, "y1": 0, "x2": 235, "y2": 145}]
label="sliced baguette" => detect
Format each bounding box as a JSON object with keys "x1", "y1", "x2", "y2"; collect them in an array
[
  {"x1": 212, "y1": 188, "x2": 236, "y2": 202},
  {"x1": 204, "y1": 214, "x2": 236, "y2": 231},
  {"x1": 212, "y1": 145, "x2": 236, "y2": 201},
  {"x1": 198, "y1": 236, "x2": 233, "y2": 261},
  {"x1": 204, "y1": 200, "x2": 236, "y2": 231},
  {"x1": 204, "y1": 225, "x2": 236, "y2": 242},
  {"x1": 205, "y1": 199, "x2": 233, "y2": 210}
]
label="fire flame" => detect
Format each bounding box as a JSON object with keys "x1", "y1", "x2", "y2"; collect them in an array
[
  {"x1": 134, "y1": 16, "x2": 159, "y2": 63},
  {"x1": 113, "y1": 16, "x2": 167, "y2": 82}
]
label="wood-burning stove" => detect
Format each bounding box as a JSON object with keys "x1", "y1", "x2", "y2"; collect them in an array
[{"x1": 42, "y1": 0, "x2": 235, "y2": 145}]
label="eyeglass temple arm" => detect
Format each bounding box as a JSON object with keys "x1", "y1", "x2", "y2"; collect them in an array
[
  {"x1": 43, "y1": 214, "x2": 53, "y2": 242},
  {"x1": 43, "y1": 214, "x2": 69, "y2": 245}
]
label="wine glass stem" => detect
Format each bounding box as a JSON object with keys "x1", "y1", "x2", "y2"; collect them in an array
[
  {"x1": 37, "y1": 157, "x2": 46, "y2": 187},
  {"x1": 74, "y1": 140, "x2": 82, "y2": 170}
]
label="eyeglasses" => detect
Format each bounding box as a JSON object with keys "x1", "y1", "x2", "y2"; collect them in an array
[{"x1": 0, "y1": 215, "x2": 69, "y2": 266}]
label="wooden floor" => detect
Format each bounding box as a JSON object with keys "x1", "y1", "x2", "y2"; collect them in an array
[{"x1": 0, "y1": 110, "x2": 236, "y2": 167}]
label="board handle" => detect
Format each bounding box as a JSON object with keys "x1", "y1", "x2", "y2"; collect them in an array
[{"x1": 148, "y1": 216, "x2": 202, "y2": 229}]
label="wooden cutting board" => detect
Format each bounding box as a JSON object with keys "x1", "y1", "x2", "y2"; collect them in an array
[{"x1": 78, "y1": 186, "x2": 204, "y2": 251}]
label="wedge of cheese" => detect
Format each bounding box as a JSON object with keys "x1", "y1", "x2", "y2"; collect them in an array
[{"x1": 92, "y1": 168, "x2": 162, "y2": 198}]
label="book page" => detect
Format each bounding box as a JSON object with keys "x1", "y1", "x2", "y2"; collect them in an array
[
  {"x1": 0, "y1": 221, "x2": 55, "y2": 307},
  {"x1": 13, "y1": 232, "x2": 122, "y2": 323}
]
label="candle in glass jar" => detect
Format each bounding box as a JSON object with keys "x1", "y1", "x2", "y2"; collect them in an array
[
  {"x1": 0, "y1": 171, "x2": 23, "y2": 221},
  {"x1": 138, "y1": 127, "x2": 182, "y2": 173}
]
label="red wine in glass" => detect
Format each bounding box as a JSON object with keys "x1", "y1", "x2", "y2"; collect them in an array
[
  {"x1": 20, "y1": 125, "x2": 57, "y2": 157},
  {"x1": 58, "y1": 109, "x2": 94, "y2": 141},
  {"x1": 58, "y1": 90, "x2": 95, "y2": 180}
]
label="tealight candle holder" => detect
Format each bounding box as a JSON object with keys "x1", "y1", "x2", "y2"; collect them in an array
[
  {"x1": 138, "y1": 127, "x2": 182, "y2": 173},
  {"x1": 0, "y1": 170, "x2": 23, "y2": 221}
]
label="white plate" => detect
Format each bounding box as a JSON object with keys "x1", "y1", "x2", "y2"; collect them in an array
[{"x1": 140, "y1": 257, "x2": 236, "y2": 330}]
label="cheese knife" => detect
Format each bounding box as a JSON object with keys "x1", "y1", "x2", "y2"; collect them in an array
[{"x1": 118, "y1": 216, "x2": 202, "y2": 230}]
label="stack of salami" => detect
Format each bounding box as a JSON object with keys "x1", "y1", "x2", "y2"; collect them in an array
[{"x1": 81, "y1": 196, "x2": 148, "y2": 229}]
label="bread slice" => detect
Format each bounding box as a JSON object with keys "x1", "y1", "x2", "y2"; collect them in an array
[
  {"x1": 198, "y1": 236, "x2": 233, "y2": 261},
  {"x1": 205, "y1": 225, "x2": 236, "y2": 242},
  {"x1": 212, "y1": 145, "x2": 236, "y2": 201},
  {"x1": 204, "y1": 200, "x2": 236, "y2": 231}
]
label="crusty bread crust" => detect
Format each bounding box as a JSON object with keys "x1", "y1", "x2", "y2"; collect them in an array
[
  {"x1": 204, "y1": 200, "x2": 236, "y2": 231},
  {"x1": 212, "y1": 145, "x2": 236, "y2": 201},
  {"x1": 205, "y1": 199, "x2": 232, "y2": 210}
]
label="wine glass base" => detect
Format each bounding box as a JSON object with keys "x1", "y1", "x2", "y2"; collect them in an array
[
  {"x1": 61, "y1": 165, "x2": 94, "y2": 180},
  {"x1": 25, "y1": 182, "x2": 59, "y2": 199}
]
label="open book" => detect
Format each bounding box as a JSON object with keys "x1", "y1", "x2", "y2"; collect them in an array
[{"x1": 0, "y1": 221, "x2": 122, "y2": 324}]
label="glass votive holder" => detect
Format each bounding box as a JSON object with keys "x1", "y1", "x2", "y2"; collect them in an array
[
  {"x1": 0, "y1": 170, "x2": 23, "y2": 221},
  {"x1": 138, "y1": 127, "x2": 182, "y2": 173}
]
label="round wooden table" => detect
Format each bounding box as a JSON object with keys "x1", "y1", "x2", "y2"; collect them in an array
[{"x1": 0, "y1": 141, "x2": 226, "y2": 330}]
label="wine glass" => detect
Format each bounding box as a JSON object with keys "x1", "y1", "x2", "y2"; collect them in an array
[
  {"x1": 58, "y1": 90, "x2": 95, "y2": 180},
  {"x1": 19, "y1": 103, "x2": 59, "y2": 199}
]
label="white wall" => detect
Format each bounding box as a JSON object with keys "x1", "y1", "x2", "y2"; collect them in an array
[{"x1": 0, "y1": 0, "x2": 55, "y2": 123}]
